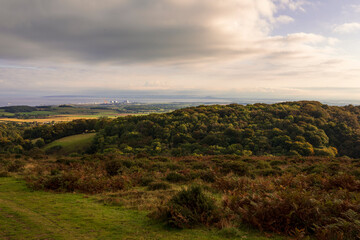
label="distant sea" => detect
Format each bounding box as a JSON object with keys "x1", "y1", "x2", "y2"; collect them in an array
[
  {"x1": 0, "y1": 95, "x2": 359, "y2": 107},
  {"x1": 0, "y1": 95, "x2": 231, "y2": 107}
]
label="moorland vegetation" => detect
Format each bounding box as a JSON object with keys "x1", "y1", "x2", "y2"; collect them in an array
[{"x1": 1, "y1": 101, "x2": 360, "y2": 239}]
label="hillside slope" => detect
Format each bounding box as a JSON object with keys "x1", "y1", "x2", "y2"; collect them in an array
[
  {"x1": 43, "y1": 133, "x2": 96, "y2": 154},
  {"x1": 91, "y1": 101, "x2": 360, "y2": 157}
]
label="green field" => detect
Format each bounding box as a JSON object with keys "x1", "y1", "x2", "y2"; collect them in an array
[
  {"x1": 0, "y1": 103, "x2": 198, "y2": 122},
  {"x1": 43, "y1": 133, "x2": 96, "y2": 154},
  {"x1": 0, "y1": 177, "x2": 280, "y2": 240}
]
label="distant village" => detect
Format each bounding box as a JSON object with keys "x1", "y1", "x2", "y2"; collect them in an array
[{"x1": 100, "y1": 100, "x2": 131, "y2": 105}]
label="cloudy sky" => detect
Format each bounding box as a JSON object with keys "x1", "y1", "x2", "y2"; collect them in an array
[{"x1": 0, "y1": 0, "x2": 360, "y2": 102}]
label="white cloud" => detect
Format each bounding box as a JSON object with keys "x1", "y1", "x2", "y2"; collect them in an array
[
  {"x1": 275, "y1": 0, "x2": 310, "y2": 12},
  {"x1": 350, "y1": 4, "x2": 360, "y2": 13},
  {"x1": 333, "y1": 22, "x2": 360, "y2": 34},
  {"x1": 275, "y1": 15, "x2": 294, "y2": 24}
]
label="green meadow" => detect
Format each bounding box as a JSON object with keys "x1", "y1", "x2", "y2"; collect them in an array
[
  {"x1": 43, "y1": 133, "x2": 96, "y2": 154},
  {"x1": 0, "y1": 177, "x2": 280, "y2": 240}
]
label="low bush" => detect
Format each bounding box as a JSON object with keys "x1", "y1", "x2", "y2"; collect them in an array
[
  {"x1": 139, "y1": 175, "x2": 155, "y2": 186},
  {"x1": 220, "y1": 161, "x2": 249, "y2": 176},
  {"x1": 223, "y1": 183, "x2": 360, "y2": 238},
  {"x1": 199, "y1": 171, "x2": 216, "y2": 183},
  {"x1": 165, "y1": 172, "x2": 187, "y2": 183},
  {"x1": 253, "y1": 168, "x2": 282, "y2": 176},
  {"x1": 270, "y1": 160, "x2": 285, "y2": 167},
  {"x1": 323, "y1": 174, "x2": 360, "y2": 191},
  {"x1": 0, "y1": 167, "x2": 9, "y2": 177},
  {"x1": 104, "y1": 159, "x2": 131, "y2": 176},
  {"x1": 316, "y1": 209, "x2": 360, "y2": 240},
  {"x1": 147, "y1": 182, "x2": 171, "y2": 191},
  {"x1": 224, "y1": 190, "x2": 323, "y2": 234},
  {"x1": 25, "y1": 163, "x2": 128, "y2": 194},
  {"x1": 7, "y1": 159, "x2": 25, "y2": 172},
  {"x1": 152, "y1": 186, "x2": 219, "y2": 228}
]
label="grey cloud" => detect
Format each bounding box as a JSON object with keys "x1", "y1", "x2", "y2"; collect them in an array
[{"x1": 0, "y1": 0, "x2": 264, "y2": 64}]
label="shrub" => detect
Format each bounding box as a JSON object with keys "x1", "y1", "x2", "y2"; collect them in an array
[
  {"x1": 256, "y1": 160, "x2": 271, "y2": 169},
  {"x1": 0, "y1": 168, "x2": 9, "y2": 177},
  {"x1": 105, "y1": 159, "x2": 132, "y2": 176},
  {"x1": 353, "y1": 169, "x2": 360, "y2": 180},
  {"x1": 7, "y1": 159, "x2": 25, "y2": 172},
  {"x1": 224, "y1": 190, "x2": 323, "y2": 234},
  {"x1": 56, "y1": 158, "x2": 80, "y2": 165},
  {"x1": 147, "y1": 182, "x2": 171, "y2": 191},
  {"x1": 165, "y1": 172, "x2": 187, "y2": 183},
  {"x1": 191, "y1": 162, "x2": 208, "y2": 170},
  {"x1": 164, "y1": 163, "x2": 181, "y2": 171},
  {"x1": 316, "y1": 209, "x2": 360, "y2": 240},
  {"x1": 254, "y1": 168, "x2": 282, "y2": 176},
  {"x1": 223, "y1": 182, "x2": 360, "y2": 238},
  {"x1": 200, "y1": 171, "x2": 216, "y2": 183},
  {"x1": 152, "y1": 186, "x2": 219, "y2": 228},
  {"x1": 153, "y1": 156, "x2": 170, "y2": 162},
  {"x1": 139, "y1": 175, "x2": 155, "y2": 186},
  {"x1": 220, "y1": 161, "x2": 249, "y2": 176},
  {"x1": 324, "y1": 174, "x2": 360, "y2": 191},
  {"x1": 25, "y1": 162, "x2": 127, "y2": 194},
  {"x1": 270, "y1": 160, "x2": 285, "y2": 167},
  {"x1": 302, "y1": 164, "x2": 327, "y2": 174}
]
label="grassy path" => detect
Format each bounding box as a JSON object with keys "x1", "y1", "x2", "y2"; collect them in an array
[{"x1": 0, "y1": 177, "x2": 283, "y2": 240}]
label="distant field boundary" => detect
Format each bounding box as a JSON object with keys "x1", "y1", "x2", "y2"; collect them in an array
[{"x1": 0, "y1": 113, "x2": 137, "y2": 123}]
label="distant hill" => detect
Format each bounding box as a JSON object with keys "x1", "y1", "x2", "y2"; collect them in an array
[
  {"x1": 91, "y1": 101, "x2": 360, "y2": 158},
  {"x1": 0, "y1": 106, "x2": 37, "y2": 113}
]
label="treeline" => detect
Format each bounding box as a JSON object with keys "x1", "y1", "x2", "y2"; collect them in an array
[
  {"x1": 91, "y1": 101, "x2": 360, "y2": 158},
  {"x1": 0, "y1": 105, "x2": 37, "y2": 113},
  {"x1": 23, "y1": 118, "x2": 111, "y2": 143}
]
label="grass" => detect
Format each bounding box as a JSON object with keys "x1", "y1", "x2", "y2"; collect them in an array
[
  {"x1": 43, "y1": 133, "x2": 96, "y2": 154},
  {"x1": 0, "y1": 177, "x2": 282, "y2": 240}
]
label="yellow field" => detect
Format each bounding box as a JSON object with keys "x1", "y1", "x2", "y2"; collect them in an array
[{"x1": 0, "y1": 114, "x2": 135, "y2": 123}]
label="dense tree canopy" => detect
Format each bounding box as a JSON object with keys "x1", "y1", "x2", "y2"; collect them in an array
[{"x1": 90, "y1": 101, "x2": 360, "y2": 157}]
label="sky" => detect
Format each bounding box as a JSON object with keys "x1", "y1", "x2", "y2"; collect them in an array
[{"x1": 0, "y1": 0, "x2": 360, "y2": 103}]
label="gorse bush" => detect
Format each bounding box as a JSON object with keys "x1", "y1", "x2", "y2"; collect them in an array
[{"x1": 152, "y1": 186, "x2": 219, "y2": 228}]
